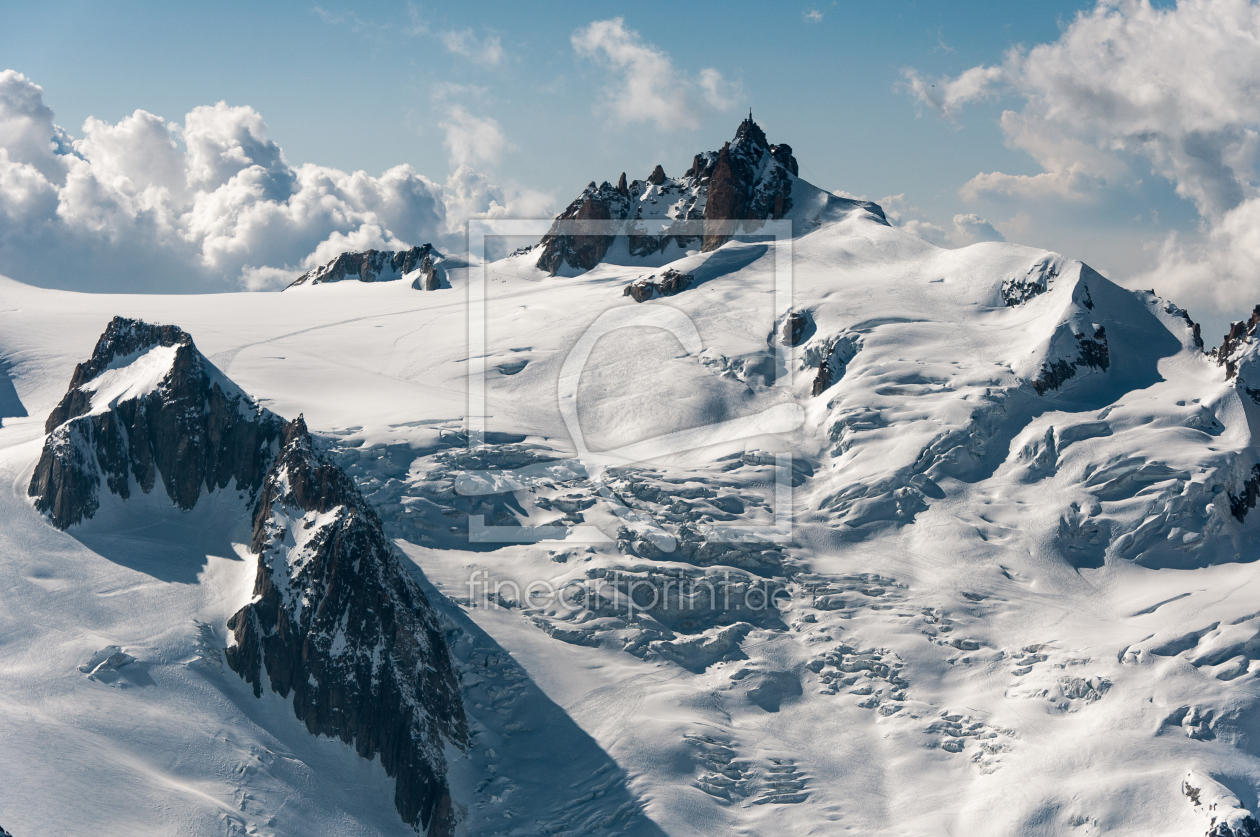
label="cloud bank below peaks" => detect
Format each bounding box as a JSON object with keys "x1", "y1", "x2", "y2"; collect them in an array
[
  {"x1": 904, "y1": 0, "x2": 1260, "y2": 316},
  {"x1": 0, "y1": 70, "x2": 544, "y2": 293}
]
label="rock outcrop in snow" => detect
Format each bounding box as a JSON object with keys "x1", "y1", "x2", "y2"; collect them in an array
[
  {"x1": 226, "y1": 415, "x2": 467, "y2": 836},
  {"x1": 29, "y1": 317, "x2": 283, "y2": 528},
  {"x1": 1183, "y1": 771, "x2": 1260, "y2": 837},
  {"x1": 534, "y1": 114, "x2": 886, "y2": 275},
  {"x1": 287, "y1": 244, "x2": 444, "y2": 289},
  {"x1": 1022, "y1": 264, "x2": 1111, "y2": 395},
  {"x1": 623, "y1": 268, "x2": 693, "y2": 302},
  {"x1": 1214, "y1": 304, "x2": 1260, "y2": 384},
  {"x1": 28, "y1": 317, "x2": 468, "y2": 836}
]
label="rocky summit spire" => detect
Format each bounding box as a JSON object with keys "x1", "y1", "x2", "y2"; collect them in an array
[
  {"x1": 734, "y1": 109, "x2": 768, "y2": 149},
  {"x1": 531, "y1": 111, "x2": 893, "y2": 274}
]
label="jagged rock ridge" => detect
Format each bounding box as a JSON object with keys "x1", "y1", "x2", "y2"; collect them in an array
[
  {"x1": 29, "y1": 317, "x2": 283, "y2": 528},
  {"x1": 28, "y1": 317, "x2": 468, "y2": 835},
  {"x1": 535, "y1": 114, "x2": 886, "y2": 275},
  {"x1": 288, "y1": 244, "x2": 443, "y2": 289},
  {"x1": 226, "y1": 415, "x2": 467, "y2": 836},
  {"x1": 1213, "y1": 303, "x2": 1260, "y2": 381}
]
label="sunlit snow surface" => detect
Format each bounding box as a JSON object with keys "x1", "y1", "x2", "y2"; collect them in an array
[{"x1": 1, "y1": 204, "x2": 1258, "y2": 836}]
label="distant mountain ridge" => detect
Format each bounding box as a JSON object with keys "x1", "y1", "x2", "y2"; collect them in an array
[
  {"x1": 533, "y1": 114, "x2": 886, "y2": 275},
  {"x1": 288, "y1": 244, "x2": 445, "y2": 290}
]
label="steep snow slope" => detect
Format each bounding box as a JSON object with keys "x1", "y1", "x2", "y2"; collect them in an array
[{"x1": 1, "y1": 192, "x2": 1259, "y2": 836}]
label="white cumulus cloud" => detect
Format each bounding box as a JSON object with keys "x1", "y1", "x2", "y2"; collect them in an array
[
  {"x1": 571, "y1": 18, "x2": 738, "y2": 131},
  {"x1": 441, "y1": 29, "x2": 505, "y2": 66},
  {"x1": 440, "y1": 105, "x2": 508, "y2": 168},
  {"x1": 878, "y1": 194, "x2": 1002, "y2": 248},
  {"x1": 905, "y1": 0, "x2": 1260, "y2": 318},
  {"x1": 0, "y1": 70, "x2": 545, "y2": 293},
  {"x1": 951, "y1": 213, "x2": 1005, "y2": 244},
  {"x1": 902, "y1": 64, "x2": 1003, "y2": 121}
]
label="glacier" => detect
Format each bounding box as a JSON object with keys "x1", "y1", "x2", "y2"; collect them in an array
[{"x1": 0, "y1": 118, "x2": 1258, "y2": 836}]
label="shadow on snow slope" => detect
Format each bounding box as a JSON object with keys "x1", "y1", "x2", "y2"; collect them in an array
[
  {"x1": 70, "y1": 487, "x2": 248, "y2": 585},
  {"x1": 405, "y1": 561, "x2": 671, "y2": 836},
  {"x1": 0, "y1": 359, "x2": 26, "y2": 426}
]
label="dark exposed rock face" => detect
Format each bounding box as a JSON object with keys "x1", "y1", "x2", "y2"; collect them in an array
[
  {"x1": 29, "y1": 318, "x2": 469, "y2": 834},
  {"x1": 29, "y1": 317, "x2": 283, "y2": 529},
  {"x1": 700, "y1": 116, "x2": 796, "y2": 252},
  {"x1": 535, "y1": 183, "x2": 624, "y2": 274},
  {"x1": 1031, "y1": 326, "x2": 1111, "y2": 395},
  {"x1": 412, "y1": 253, "x2": 441, "y2": 291},
  {"x1": 1207, "y1": 302, "x2": 1260, "y2": 412},
  {"x1": 810, "y1": 335, "x2": 861, "y2": 397},
  {"x1": 1229, "y1": 464, "x2": 1260, "y2": 522},
  {"x1": 534, "y1": 114, "x2": 807, "y2": 274},
  {"x1": 781, "y1": 312, "x2": 809, "y2": 347},
  {"x1": 226, "y1": 416, "x2": 467, "y2": 835},
  {"x1": 812, "y1": 361, "x2": 835, "y2": 397},
  {"x1": 289, "y1": 245, "x2": 439, "y2": 287},
  {"x1": 1001, "y1": 259, "x2": 1060, "y2": 306},
  {"x1": 1213, "y1": 304, "x2": 1260, "y2": 379},
  {"x1": 1208, "y1": 817, "x2": 1260, "y2": 837},
  {"x1": 623, "y1": 268, "x2": 694, "y2": 302}
]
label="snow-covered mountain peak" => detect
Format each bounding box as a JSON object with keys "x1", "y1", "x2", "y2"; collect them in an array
[
  {"x1": 288, "y1": 243, "x2": 447, "y2": 290},
  {"x1": 227, "y1": 409, "x2": 467, "y2": 835},
  {"x1": 29, "y1": 316, "x2": 281, "y2": 528},
  {"x1": 533, "y1": 115, "x2": 885, "y2": 275}
]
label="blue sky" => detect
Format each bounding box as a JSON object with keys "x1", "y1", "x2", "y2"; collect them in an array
[
  {"x1": 3, "y1": 1, "x2": 1095, "y2": 196},
  {"x1": 1, "y1": 0, "x2": 1256, "y2": 339}
]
